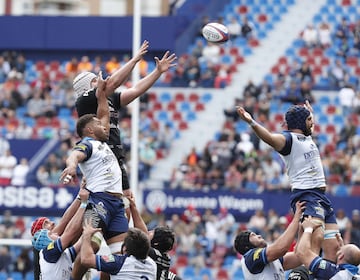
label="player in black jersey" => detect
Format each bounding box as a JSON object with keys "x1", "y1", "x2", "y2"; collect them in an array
[{"x1": 74, "y1": 41, "x2": 176, "y2": 199}]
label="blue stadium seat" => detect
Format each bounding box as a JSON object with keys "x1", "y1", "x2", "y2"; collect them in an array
[
  {"x1": 182, "y1": 266, "x2": 196, "y2": 279},
  {"x1": 159, "y1": 92, "x2": 172, "y2": 103},
  {"x1": 199, "y1": 267, "x2": 212, "y2": 279},
  {"x1": 317, "y1": 114, "x2": 330, "y2": 125},
  {"x1": 201, "y1": 93, "x2": 212, "y2": 103}
]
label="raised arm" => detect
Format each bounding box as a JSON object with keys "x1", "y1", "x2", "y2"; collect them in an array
[
  {"x1": 120, "y1": 50, "x2": 177, "y2": 106},
  {"x1": 80, "y1": 218, "x2": 103, "y2": 268},
  {"x1": 236, "y1": 106, "x2": 286, "y2": 151},
  {"x1": 95, "y1": 71, "x2": 110, "y2": 131},
  {"x1": 104, "y1": 40, "x2": 149, "y2": 97},
  {"x1": 295, "y1": 216, "x2": 324, "y2": 268},
  {"x1": 128, "y1": 196, "x2": 148, "y2": 234},
  {"x1": 266, "y1": 201, "x2": 305, "y2": 262},
  {"x1": 58, "y1": 189, "x2": 89, "y2": 249}
]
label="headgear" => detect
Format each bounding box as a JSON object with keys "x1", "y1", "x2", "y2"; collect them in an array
[
  {"x1": 285, "y1": 105, "x2": 311, "y2": 136},
  {"x1": 32, "y1": 229, "x2": 53, "y2": 251},
  {"x1": 234, "y1": 231, "x2": 256, "y2": 255},
  {"x1": 73, "y1": 71, "x2": 97, "y2": 98},
  {"x1": 31, "y1": 217, "x2": 48, "y2": 236},
  {"x1": 288, "y1": 266, "x2": 310, "y2": 280}
]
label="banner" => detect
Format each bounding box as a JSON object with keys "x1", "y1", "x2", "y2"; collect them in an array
[{"x1": 0, "y1": 186, "x2": 358, "y2": 222}]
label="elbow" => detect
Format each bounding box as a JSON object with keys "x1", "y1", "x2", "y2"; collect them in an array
[{"x1": 295, "y1": 245, "x2": 305, "y2": 262}]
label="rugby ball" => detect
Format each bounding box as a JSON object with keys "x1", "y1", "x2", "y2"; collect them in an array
[{"x1": 202, "y1": 22, "x2": 229, "y2": 43}]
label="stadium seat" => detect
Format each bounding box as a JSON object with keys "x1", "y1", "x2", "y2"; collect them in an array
[
  {"x1": 182, "y1": 266, "x2": 196, "y2": 279},
  {"x1": 199, "y1": 267, "x2": 212, "y2": 279},
  {"x1": 175, "y1": 255, "x2": 188, "y2": 267},
  {"x1": 172, "y1": 111, "x2": 183, "y2": 121},
  {"x1": 189, "y1": 93, "x2": 199, "y2": 102},
  {"x1": 195, "y1": 103, "x2": 205, "y2": 111},
  {"x1": 159, "y1": 92, "x2": 172, "y2": 103},
  {"x1": 217, "y1": 268, "x2": 230, "y2": 280},
  {"x1": 174, "y1": 92, "x2": 185, "y2": 102}
]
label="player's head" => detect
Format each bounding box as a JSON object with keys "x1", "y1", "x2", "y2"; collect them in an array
[
  {"x1": 339, "y1": 244, "x2": 360, "y2": 266},
  {"x1": 285, "y1": 105, "x2": 311, "y2": 136},
  {"x1": 73, "y1": 71, "x2": 97, "y2": 98},
  {"x1": 288, "y1": 266, "x2": 310, "y2": 280},
  {"x1": 31, "y1": 217, "x2": 52, "y2": 236},
  {"x1": 151, "y1": 226, "x2": 175, "y2": 253},
  {"x1": 32, "y1": 229, "x2": 53, "y2": 251},
  {"x1": 123, "y1": 228, "x2": 150, "y2": 260},
  {"x1": 234, "y1": 231, "x2": 257, "y2": 255}
]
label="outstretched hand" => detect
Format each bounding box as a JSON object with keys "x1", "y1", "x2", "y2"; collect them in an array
[
  {"x1": 154, "y1": 51, "x2": 177, "y2": 73},
  {"x1": 134, "y1": 40, "x2": 149, "y2": 62},
  {"x1": 236, "y1": 106, "x2": 253, "y2": 123},
  {"x1": 82, "y1": 218, "x2": 102, "y2": 238}
]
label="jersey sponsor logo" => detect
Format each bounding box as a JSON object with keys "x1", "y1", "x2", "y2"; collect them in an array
[
  {"x1": 297, "y1": 135, "x2": 306, "y2": 141},
  {"x1": 101, "y1": 255, "x2": 115, "y2": 263},
  {"x1": 253, "y1": 248, "x2": 262, "y2": 261}
]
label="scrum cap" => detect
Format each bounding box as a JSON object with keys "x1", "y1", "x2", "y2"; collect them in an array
[
  {"x1": 234, "y1": 231, "x2": 256, "y2": 255},
  {"x1": 73, "y1": 71, "x2": 97, "y2": 98},
  {"x1": 285, "y1": 105, "x2": 310, "y2": 135},
  {"x1": 288, "y1": 266, "x2": 310, "y2": 280},
  {"x1": 31, "y1": 217, "x2": 48, "y2": 236},
  {"x1": 32, "y1": 229, "x2": 53, "y2": 251}
]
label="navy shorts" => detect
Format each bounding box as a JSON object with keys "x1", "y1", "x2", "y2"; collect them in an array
[
  {"x1": 290, "y1": 188, "x2": 337, "y2": 224},
  {"x1": 85, "y1": 191, "x2": 129, "y2": 240}
]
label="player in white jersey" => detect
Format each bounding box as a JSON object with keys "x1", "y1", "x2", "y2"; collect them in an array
[
  {"x1": 296, "y1": 216, "x2": 360, "y2": 279},
  {"x1": 80, "y1": 219, "x2": 157, "y2": 280},
  {"x1": 233, "y1": 201, "x2": 305, "y2": 280},
  {"x1": 236, "y1": 101, "x2": 339, "y2": 263},
  {"x1": 31, "y1": 188, "x2": 89, "y2": 280},
  {"x1": 61, "y1": 72, "x2": 129, "y2": 279}
]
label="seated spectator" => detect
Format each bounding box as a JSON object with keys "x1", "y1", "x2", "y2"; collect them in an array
[
  {"x1": 11, "y1": 158, "x2": 29, "y2": 186},
  {"x1": 335, "y1": 17, "x2": 350, "y2": 40},
  {"x1": 65, "y1": 57, "x2": 79, "y2": 78},
  {"x1": 0, "y1": 55, "x2": 11, "y2": 83},
  {"x1": 0, "y1": 149, "x2": 17, "y2": 186},
  {"x1": 302, "y1": 24, "x2": 318, "y2": 48},
  {"x1": 199, "y1": 42, "x2": 221, "y2": 65},
  {"x1": 77, "y1": 55, "x2": 93, "y2": 73},
  {"x1": 0, "y1": 246, "x2": 12, "y2": 278},
  {"x1": 92, "y1": 55, "x2": 106, "y2": 74},
  {"x1": 241, "y1": 16, "x2": 255, "y2": 39},
  {"x1": 281, "y1": 80, "x2": 304, "y2": 104},
  {"x1": 338, "y1": 83, "x2": 356, "y2": 118},
  {"x1": 227, "y1": 16, "x2": 241, "y2": 39},
  {"x1": 214, "y1": 65, "x2": 231, "y2": 88},
  {"x1": 105, "y1": 55, "x2": 120, "y2": 75},
  {"x1": 26, "y1": 90, "x2": 45, "y2": 118},
  {"x1": 318, "y1": 22, "x2": 331, "y2": 49},
  {"x1": 336, "y1": 37, "x2": 350, "y2": 59},
  {"x1": 184, "y1": 56, "x2": 201, "y2": 87},
  {"x1": 328, "y1": 59, "x2": 348, "y2": 89}
]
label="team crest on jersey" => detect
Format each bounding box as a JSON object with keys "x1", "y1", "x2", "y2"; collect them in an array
[
  {"x1": 318, "y1": 260, "x2": 327, "y2": 270},
  {"x1": 253, "y1": 248, "x2": 262, "y2": 261},
  {"x1": 101, "y1": 255, "x2": 115, "y2": 263},
  {"x1": 47, "y1": 242, "x2": 55, "y2": 250}
]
